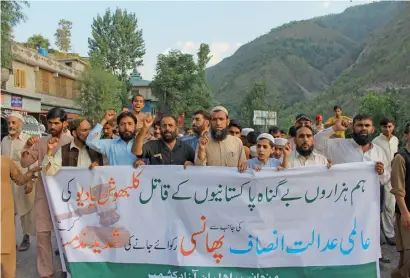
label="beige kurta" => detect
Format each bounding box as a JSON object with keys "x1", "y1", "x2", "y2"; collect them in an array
[
  {"x1": 195, "y1": 135, "x2": 246, "y2": 167},
  {"x1": 1, "y1": 133, "x2": 36, "y2": 216},
  {"x1": 20, "y1": 134, "x2": 73, "y2": 232},
  {"x1": 132, "y1": 111, "x2": 146, "y2": 131}
]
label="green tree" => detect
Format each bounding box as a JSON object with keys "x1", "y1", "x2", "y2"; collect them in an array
[
  {"x1": 240, "y1": 81, "x2": 270, "y2": 127},
  {"x1": 88, "y1": 8, "x2": 146, "y2": 105},
  {"x1": 76, "y1": 68, "x2": 123, "y2": 122},
  {"x1": 26, "y1": 34, "x2": 50, "y2": 49},
  {"x1": 1, "y1": 1, "x2": 29, "y2": 69},
  {"x1": 55, "y1": 19, "x2": 72, "y2": 52},
  {"x1": 151, "y1": 44, "x2": 214, "y2": 116}
]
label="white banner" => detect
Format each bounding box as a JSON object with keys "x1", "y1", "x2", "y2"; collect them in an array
[{"x1": 43, "y1": 162, "x2": 380, "y2": 269}]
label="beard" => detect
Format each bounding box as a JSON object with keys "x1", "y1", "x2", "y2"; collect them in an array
[
  {"x1": 296, "y1": 144, "x2": 314, "y2": 157},
  {"x1": 119, "y1": 130, "x2": 135, "y2": 141},
  {"x1": 352, "y1": 131, "x2": 372, "y2": 146},
  {"x1": 49, "y1": 128, "x2": 63, "y2": 137},
  {"x1": 211, "y1": 127, "x2": 228, "y2": 141},
  {"x1": 192, "y1": 124, "x2": 204, "y2": 134},
  {"x1": 161, "y1": 130, "x2": 178, "y2": 142}
]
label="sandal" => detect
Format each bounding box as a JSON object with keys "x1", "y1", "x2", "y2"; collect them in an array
[{"x1": 18, "y1": 238, "x2": 30, "y2": 252}]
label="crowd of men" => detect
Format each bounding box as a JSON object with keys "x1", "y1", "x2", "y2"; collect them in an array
[{"x1": 1, "y1": 94, "x2": 410, "y2": 278}]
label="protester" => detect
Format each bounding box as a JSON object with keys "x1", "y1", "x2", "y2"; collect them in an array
[
  {"x1": 86, "y1": 110, "x2": 137, "y2": 165},
  {"x1": 374, "y1": 117, "x2": 400, "y2": 246},
  {"x1": 132, "y1": 115, "x2": 195, "y2": 167},
  {"x1": 268, "y1": 126, "x2": 282, "y2": 138},
  {"x1": 181, "y1": 110, "x2": 210, "y2": 151},
  {"x1": 241, "y1": 127, "x2": 254, "y2": 160},
  {"x1": 1, "y1": 156, "x2": 40, "y2": 278},
  {"x1": 20, "y1": 108, "x2": 73, "y2": 278},
  {"x1": 280, "y1": 129, "x2": 287, "y2": 138},
  {"x1": 238, "y1": 133, "x2": 289, "y2": 172},
  {"x1": 287, "y1": 126, "x2": 329, "y2": 168},
  {"x1": 1, "y1": 112, "x2": 36, "y2": 252},
  {"x1": 324, "y1": 105, "x2": 352, "y2": 138},
  {"x1": 294, "y1": 114, "x2": 312, "y2": 128},
  {"x1": 314, "y1": 114, "x2": 324, "y2": 133},
  {"x1": 185, "y1": 128, "x2": 193, "y2": 135},
  {"x1": 272, "y1": 137, "x2": 288, "y2": 161},
  {"x1": 246, "y1": 131, "x2": 261, "y2": 148},
  {"x1": 228, "y1": 120, "x2": 242, "y2": 138},
  {"x1": 42, "y1": 118, "x2": 103, "y2": 175},
  {"x1": 390, "y1": 122, "x2": 410, "y2": 278},
  {"x1": 102, "y1": 120, "x2": 116, "y2": 139},
  {"x1": 315, "y1": 114, "x2": 390, "y2": 182},
  {"x1": 195, "y1": 106, "x2": 245, "y2": 166},
  {"x1": 152, "y1": 121, "x2": 161, "y2": 139}
]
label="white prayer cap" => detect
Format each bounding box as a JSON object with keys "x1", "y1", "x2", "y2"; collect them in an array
[
  {"x1": 8, "y1": 112, "x2": 24, "y2": 122},
  {"x1": 274, "y1": 138, "x2": 288, "y2": 147},
  {"x1": 250, "y1": 145, "x2": 257, "y2": 157},
  {"x1": 241, "y1": 128, "x2": 254, "y2": 136},
  {"x1": 178, "y1": 134, "x2": 184, "y2": 138},
  {"x1": 256, "y1": 133, "x2": 275, "y2": 145},
  {"x1": 210, "y1": 106, "x2": 228, "y2": 116}
]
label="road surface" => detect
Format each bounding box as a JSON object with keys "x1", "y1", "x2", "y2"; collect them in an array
[{"x1": 15, "y1": 216, "x2": 398, "y2": 278}]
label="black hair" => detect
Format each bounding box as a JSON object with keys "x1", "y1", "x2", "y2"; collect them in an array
[
  {"x1": 247, "y1": 131, "x2": 261, "y2": 145},
  {"x1": 193, "y1": 110, "x2": 211, "y2": 122},
  {"x1": 46, "y1": 107, "x2": 67, "y2": 122},
  {"x1": 404, "y1": 122, "x2": 410, "y2": 134},
  {"x1": 333, "y1": 105, "x2": 341, "y2": 111},
  {"x1": 153, "y1": 121, "x2": 161, "y2": 128},
  {"x1": 131, "y1": 94, "x2": 144, "y2": 102},
  {"x1": 380, "y1": 117, "x2": 394, "y2": 126},
  {"x1": 353, "y1": 114, "x2": 373, "y2": 126},
  {"x1": 280, "y1": 129, "x2": 287, "y2": 135},
  {"x1": 288, "y1": 126, "x2": 296, "y2": 138},
  {"x1": 295, "y1": 125, "x2": 314, "y2": 136},
  {"x1": 229, "y1": 120, "x2": 242, "y2": 131},
  {"x1": 69, "y1": 117, "x2": 90, "y2": 132},
  {"x1": 185, "y1": 127, "x2": 193, "y2": 132},
  {"x1": 268, "y1": 126, "x2": 280, "y2": 134},
  {"x1": 160, "y1": 115, "x2": 178, "y2": 125},
  {"x1": 117, "y1": 112, "x2": 137, "y2": 125}
]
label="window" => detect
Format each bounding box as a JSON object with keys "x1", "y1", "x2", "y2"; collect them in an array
[{"x1": 14, "y1": 69, "x2": 26, "y2": 88}]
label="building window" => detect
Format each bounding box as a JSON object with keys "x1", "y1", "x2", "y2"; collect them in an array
[
  {"x1": 14, "y1": 69, "x2": 26, "y2": 88},
  {"x1": 151, "y1": 107, "x2": 158, "y2": 115}
]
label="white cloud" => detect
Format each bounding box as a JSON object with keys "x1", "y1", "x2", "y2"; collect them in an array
[{"x1": 163, "y1": 41, "x2": 243, "y2": 67}]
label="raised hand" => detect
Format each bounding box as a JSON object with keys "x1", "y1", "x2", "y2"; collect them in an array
[
  {"x1": 283, "y1": 142, "x2": 292, "y2": 156},
  {"x1": 143, "y1": 116, "x2": 155, "y2": 129},
  {"x1": 47, "y1": 137, "x2": 59, "y2": 151},
  {"x1": 198, "y1": 135, "x2": 209, "y2": 150},
  {"x1": 333, "y1": 119, "x2": 349, "y2": 132},
  {"x1": 104, "y1": 110, "x2": 117, "y2": 122},
  {"x1": 26, "y1": 136, "x2": 39, "y2": 148}
]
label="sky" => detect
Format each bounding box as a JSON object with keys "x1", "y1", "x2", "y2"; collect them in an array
[{"x1": 13, "y1": 1, "x2": 369, "y2": 80}]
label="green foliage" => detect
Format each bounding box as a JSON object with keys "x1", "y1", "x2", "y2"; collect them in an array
[
  {"x1": 240, "y1": 81, "x2": 270, "y2": 127},
  {"x1": 88, "y1": 8, "x2": 145, "y2": 106},
  {"x1": 55, "y1": 19, "x2": 72, "y2": 52},
  {"x1": 1, "y1": 1, "x2": 29, "y2": 69},
  {"x1": 76, "y1": 68, "x2": 123, "y2": 122},
  {"x1": 205, "y1": 1, "x2": 406, "y2": 118},
  {"x1": 151, "y1": 44, "x2": 213, "y2": 116},
  {"x1": 26, "y1": 34, "x2": 50, "y2": 49},
  {"x1": 88, "y1": 8, "x2": 145, "y2": 79}
]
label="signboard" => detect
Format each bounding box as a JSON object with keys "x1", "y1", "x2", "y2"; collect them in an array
[
  {"x1": 43, "y1": 163, "x2": 380, "y2": 278},
  {"x1": 11, "y1": 95, "x2": 23, "y2": 109},
  {"x1": 253, "y1": 110, "x2": 277, "y2": 126}
]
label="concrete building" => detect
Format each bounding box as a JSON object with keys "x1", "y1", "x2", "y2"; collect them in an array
[
  {"x1": 128, "y1": 71, "x2": 159, "y2": 116},
  {"x1": 1, "y1": 43, "x2": 85, "y2": 120}
]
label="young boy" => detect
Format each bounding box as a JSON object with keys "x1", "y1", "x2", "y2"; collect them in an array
[
  {"x1": 238, "y1": 133, "x2": 290, "y2": 172},
  {"x1": 272, "y1": 137, "x2": 288, "y2": 161}
]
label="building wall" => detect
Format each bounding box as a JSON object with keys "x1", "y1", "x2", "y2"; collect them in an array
[
  {"x1": 131, "y1": 86, "x2": 157, "y2": 101},
  {"x1": 35, "y1": 69, "x2": 78, "y2": 100},
  {"x1": 5, "y1": 61, "x2": 36, "y2": 95}
]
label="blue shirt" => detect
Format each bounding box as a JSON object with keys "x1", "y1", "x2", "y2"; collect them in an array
[
  {"x1": 181, "y1": 133, "x2": 200, "y2": 151},
  {"x1": 245, "y1": 158, "x2": 281, "y2": 168},
  {"x1": 86, "y1": 123, "x2": 136, "y2": 166}
]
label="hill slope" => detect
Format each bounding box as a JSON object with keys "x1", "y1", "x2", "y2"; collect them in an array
[
  {"x1": 278, "y1": 3, "x2": 410, "y2": 126},
  {"x1": 205, "y1": 1, "x2": 405, "y2": 116}
]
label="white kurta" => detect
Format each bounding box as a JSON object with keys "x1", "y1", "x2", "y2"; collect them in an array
[{"x1": 314, "y1": 127, "x2": 390, "y2": 184}]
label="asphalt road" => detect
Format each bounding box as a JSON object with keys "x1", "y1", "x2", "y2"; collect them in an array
[{"x1": 15, "y1": 216, "x2": 398, "y2": 278}]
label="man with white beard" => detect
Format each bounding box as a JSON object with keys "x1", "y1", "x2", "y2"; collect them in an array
[
  {"x1": 1, "y1": 112, "x2": 36, "y2": 252},
  {"x1": 195, "y1": 106, "x2": 245, "y2": 167}
]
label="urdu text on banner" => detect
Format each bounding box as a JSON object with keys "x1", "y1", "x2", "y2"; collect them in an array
[{"x1": 42, "y1": 162, "x2": 380, "y2": 278}]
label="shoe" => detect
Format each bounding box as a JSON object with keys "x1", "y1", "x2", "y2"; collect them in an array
[{"x1": 386, "y1": 237, "x2": 396, "y2": 246}]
